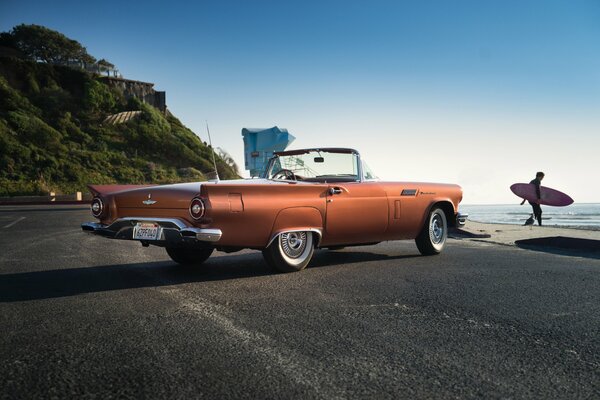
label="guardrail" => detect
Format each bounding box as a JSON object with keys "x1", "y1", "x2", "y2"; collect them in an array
[{"x1": 0, "y1": 192, "x2": 93, "y2": 205}]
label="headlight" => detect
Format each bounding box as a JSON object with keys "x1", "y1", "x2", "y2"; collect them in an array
[
  {"x1": 91, "y1": 197, "x2": 104, "y2": 218},
  {"x1": 189, "y1": 197, "x2": 205, "y2": 220}
]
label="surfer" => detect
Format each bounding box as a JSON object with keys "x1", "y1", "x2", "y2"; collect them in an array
[{"x1": 520, "y1": 172, "x2": 545, "y2": 226}]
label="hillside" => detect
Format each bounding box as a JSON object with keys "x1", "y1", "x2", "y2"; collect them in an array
[{"x1": 0, "y1": 56, "x2": 238, "y2": 196}]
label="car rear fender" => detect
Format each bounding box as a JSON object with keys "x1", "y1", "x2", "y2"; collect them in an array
[{"x1": 268, "y1": 207, "x2": 324, "y2": 247}]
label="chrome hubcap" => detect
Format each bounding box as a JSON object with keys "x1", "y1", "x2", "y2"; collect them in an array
[
  {"x1": 280, "y1": 232, "x2": 307, "y2": 259},
  {"x1": 430, "y1": 214, "x2": 444, "y2": 244}
]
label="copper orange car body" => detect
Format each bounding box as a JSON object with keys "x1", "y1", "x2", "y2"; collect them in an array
[{"x1": 82, "y1": 148, "x2": 465, "y2": 272}]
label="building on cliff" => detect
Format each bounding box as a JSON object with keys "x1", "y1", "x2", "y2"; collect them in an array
[{"x1": 100, "y1": 76, "x2": 166, "y2": 113}]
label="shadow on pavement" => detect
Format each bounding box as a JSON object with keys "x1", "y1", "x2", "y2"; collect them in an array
[
  {"x1": 0, "y1": 249, "x2": 418, "y2": 302},
  {"x1": 515, "y1": 236, "x2": 600, "y2": 260},
  {"x1": 310, "y1": 249, "x2": 419, "y2": 268},
  {"x1": 448, "y1": 228, "x2": 492, "y2": 239}
]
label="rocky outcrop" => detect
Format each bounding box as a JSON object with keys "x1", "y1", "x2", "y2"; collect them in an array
[{"x1": 101, "y1": 77, "x2": 166, "y2": 113}]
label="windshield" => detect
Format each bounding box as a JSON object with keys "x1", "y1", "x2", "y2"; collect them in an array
[{"x1": 266, "y1": 150, "x2": 361, "y2": 182}]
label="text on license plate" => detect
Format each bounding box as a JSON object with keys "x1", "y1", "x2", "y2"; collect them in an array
[{"x1": 133, "y1": 222, "x2": 162, "y2": 240}]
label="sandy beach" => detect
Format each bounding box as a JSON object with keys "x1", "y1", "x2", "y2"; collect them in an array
[{"x1": 454, "y1": 220, "x2": 600, "y2": 256}]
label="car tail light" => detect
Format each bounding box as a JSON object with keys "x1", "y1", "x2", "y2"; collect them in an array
[
  {"x1": 91, "y1": 197, "x2": 104, "y2": 218},
  {"x1": 189, "y1": 197, "x2": 205, "y2": 220}
]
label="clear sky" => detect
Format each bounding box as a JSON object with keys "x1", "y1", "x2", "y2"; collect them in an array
[{"x1": 2, "y1": 0, "x2": 599, "y2": 204}]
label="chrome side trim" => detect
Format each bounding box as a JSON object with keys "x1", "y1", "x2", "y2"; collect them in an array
[{"x1": 267, "y1": 228, "x2": 323, "y2": 248}]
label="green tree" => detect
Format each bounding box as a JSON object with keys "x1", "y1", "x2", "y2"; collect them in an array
[
  {"x1": 0, "y1": 31, "x2": 16, "y2": 48},
  {"x1": 83, "y1": 79, "x2": 116, "y2": 113},
  {"x1": 7, "y1": 24, "x2": 96, "y2": 65},
  {"x1": 217, "y1": 147, "x2": 240, "y2": 175}
]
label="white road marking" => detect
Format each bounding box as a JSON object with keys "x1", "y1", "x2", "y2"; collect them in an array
[
  {"x1": 156, "y1": 286, "x2": 344, "y2": 399},
  {"x1": 3, "y1": 217, "x2": 25, "y2": 229}
]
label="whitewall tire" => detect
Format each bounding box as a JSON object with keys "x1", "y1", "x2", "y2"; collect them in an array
[{"x1": 263, "y1": 231, "x2": 315, "y2": 272}]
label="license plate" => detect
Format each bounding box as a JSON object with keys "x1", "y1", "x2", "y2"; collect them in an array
[{"x1": 133, "y1": 222, "x2": 162, "y2": 241}]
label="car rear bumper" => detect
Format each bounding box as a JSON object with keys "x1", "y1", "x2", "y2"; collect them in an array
[{"x1": 81, "y1": 217, "x2": 222, "y2": 246}]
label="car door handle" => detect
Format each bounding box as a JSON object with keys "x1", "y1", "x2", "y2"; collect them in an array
[{"x1": 329, "y1": 187, "x2": 343, "y2": 195}]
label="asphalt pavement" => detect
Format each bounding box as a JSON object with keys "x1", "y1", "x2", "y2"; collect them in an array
[{"x1": 0, "y1": 205, "x2": 599, "y2": 399}]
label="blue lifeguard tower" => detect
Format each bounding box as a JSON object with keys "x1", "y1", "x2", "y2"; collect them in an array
[{"x1": 242, "y1": 127, "x2": 295, "y2": 177}]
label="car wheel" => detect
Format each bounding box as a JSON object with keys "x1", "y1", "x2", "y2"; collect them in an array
[
  {"x1": 166, "y1": 246, "x2": 214, "y2": 266},
  {"x1": 262, "y1": 231, "x2": 315, "y2": 272},
  {"x1": 415, "y1": 208, "x2": 447, "y2": 255}
]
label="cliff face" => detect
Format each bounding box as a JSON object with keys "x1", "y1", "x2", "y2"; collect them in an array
[
  {"x1": 0, "y1": 57, "x2": 237, "y2": 196},
  {"x1": 101, "y1": 77, "x2": 166, "y2": 113}
]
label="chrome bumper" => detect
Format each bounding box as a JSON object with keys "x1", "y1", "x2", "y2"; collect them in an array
[
  {"x1": 456, "y1": 212, "x2": 468, "y2": 227},
  {"x1": 81, "y1": 217, "x2": 222, "y2": 245}
]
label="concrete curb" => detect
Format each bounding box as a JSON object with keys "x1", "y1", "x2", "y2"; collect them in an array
[
  {"x1": 0, "y1": 192, "x2": 92, "y2": 206},
  {"x1": 0, "y1": 200, "x2": 91, "y2": 206}
]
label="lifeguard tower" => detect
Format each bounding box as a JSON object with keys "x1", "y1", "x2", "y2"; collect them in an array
[{"x1": 242, "y1": 127, "x2": 295, "y2": 177}]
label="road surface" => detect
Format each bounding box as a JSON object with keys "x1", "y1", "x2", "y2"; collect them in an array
[{"x1": 0, "y1": 205, "x2": 598, "y2": 399}]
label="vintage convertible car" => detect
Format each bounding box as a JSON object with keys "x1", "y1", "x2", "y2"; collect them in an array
[{"x1": 82, "y1": 148, "x2": 466, "y2": 272}]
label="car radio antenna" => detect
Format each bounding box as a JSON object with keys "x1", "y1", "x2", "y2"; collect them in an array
[{"x1": 205, "y1": 120, "x2": 220, "y2": 182}]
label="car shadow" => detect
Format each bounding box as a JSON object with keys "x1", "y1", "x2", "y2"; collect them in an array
[
  {"x1": 309, "y1": 249, "x2": 420, "y2": 268},
  {"x1": 515, "y1": 237, "x2": 600, "y2": 260},
  {"x1": 0, "y1": 249, "x2": 420, "y2": 302}
]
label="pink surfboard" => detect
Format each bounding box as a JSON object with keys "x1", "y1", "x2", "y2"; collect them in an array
[{"x1": 510, "y1": 183, "x2": 574, "y2": 207}]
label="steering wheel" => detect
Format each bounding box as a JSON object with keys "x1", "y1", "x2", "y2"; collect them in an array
[{"x1": 272, "y1": 169, "x2": 296, "y2": 181}]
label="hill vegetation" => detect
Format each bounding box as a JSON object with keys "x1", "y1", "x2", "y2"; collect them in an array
[{"x1": 0, "y1": 25, "x2": 238, "y2": 196}]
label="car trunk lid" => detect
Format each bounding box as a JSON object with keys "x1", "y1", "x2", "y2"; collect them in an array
[{"x1": 112, "y1": 182, "x2": 200, "y2": 210}]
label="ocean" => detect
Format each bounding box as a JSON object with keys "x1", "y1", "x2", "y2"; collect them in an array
[{"x1": 460, "y1": 203, "x2": 600, "y2": 230}]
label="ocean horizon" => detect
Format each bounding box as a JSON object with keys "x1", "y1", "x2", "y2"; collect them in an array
[{"x1": 460, "y1": 203, "x2": 600, "y2": 230}]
